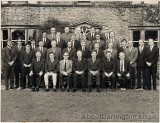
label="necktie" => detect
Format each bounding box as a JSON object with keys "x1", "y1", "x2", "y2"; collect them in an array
[
  {"x1": 64, "y1": 60, "x2": 67, "y2": 71},
  {"x1": 18, "y1": 46, "x2": 21, "y2": 51},
  {"x1": 68, "y1": 48, "x2": 71, "y2": 53},
  {"x1": 150, "y1": 46, "x2": 152, "y2": 52},
  {"x1": 37, "y1": 58, "x2": 40, "y2": 62},
  {"x1": 120, "y1": 60, "x2": 124, "y2": 72},
  {"x1": 78, "y1": 58, "x2": 81, "y2": 62},
  {"x1": 82, "y1": 47, "x2": 85, "y2": 52},
  {"x1": 52, "y1": 34, "x2": 54, "y2": 39}
]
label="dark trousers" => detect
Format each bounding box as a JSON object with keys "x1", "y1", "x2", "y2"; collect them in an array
[
  {"x1": 137, "y1": 67, "x2": 147, "y2": 88},
  {"x1": 117, "y1": 72, "x2": 130, "y2": 89},
  {"x1": 21, "y1": 67, "x2": 31, "y2": 88},
  {"x1": 102, "y1": 73, "x2": 116, "y2": 89},
  {"x1": 130, "y1": 67, "x2": 136, "y2": 89},
  {"x1": 88, "y1": 72, "x2": 100, "y2": 86},
  {"x1": 30, "y1": 74, "x2": 43, "y2": 88},
  {"x1": 73, "y1": 72, "x2": 86, "y2": 89},
  {"x1": 146, "y1": 67, "x2": 157, "y2": 90},
  {"x1": 4, "y1": 66, "x2": 14, "y2": 88},
  {"x1": 14, "y1": 62, "x2": 22, "y2": 88},
  {"x1": 59, "y1": 73, "x2": 72, "y2": 88}
]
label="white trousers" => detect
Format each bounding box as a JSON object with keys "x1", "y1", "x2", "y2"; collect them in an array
[{"x1": 44, "y1": 72, "x2": 57, "y2": 88}]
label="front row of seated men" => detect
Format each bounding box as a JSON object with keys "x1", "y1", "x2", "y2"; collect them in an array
[{"x1": 27, "y1": 45, "x2": 131, "y2": 92}]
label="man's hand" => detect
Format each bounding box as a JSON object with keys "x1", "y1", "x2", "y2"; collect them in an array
[
  {"x1": 126, "y1": 73, "x2": 130, "y2": 77},
  {"x1": 27, "y1": 64, "x2": 31, "y2": 67},
  {"x1": 29, "y1": 71, "x2": 33, "y2": 76},
  {"x1": 23, "y1": 64, "x2": 27, "y2": 67},
  {"x1": 130, "y1": 61, "x2": 133, "y2": 65},
  {"x1": 63, "y1": 71, "x2": 67, "y2": 76},
  {"x1": 108, "y1": 72, "x2": 113, "y2": 77},
  {"x1": 104, "y1": 72, "x2": 108, "y2": 77},
  {"x1": 39, "y1": 71, "x2": 43, "y2": 76},
  {"x1": 117, "y1": 73, "x2": 121, "y2": 76},
  {"x1": 146, "y1": 62, "x2": 151, "y2": 67},
  {"x1": 76, "y1": 71, "x2": 80, "y2": 74},
  {"x1": 79, "y1": 71, "x2": 84, "y2": 74},
  {"x1": 90, "y1": 71, "x2": 94, "y2": 75}
]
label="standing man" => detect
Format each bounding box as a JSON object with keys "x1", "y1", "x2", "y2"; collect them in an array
[
  {"x1": 63, "y1": 41, "x2": 76, "y2": 60},
  {"x1": 136, "y1": 40, "x2": 147, "y2": 89},
  {"x1": 105, "y1": 31, "x2": 120, "y2": 50},
  {"x1": 14, "y1": 39, "x2": 25, "y2": 89},
  {"x1": 79, "y1": 41, "x2": 91, "y2": 59},
  {"x1": 124, "y1": 41, "x2": 138, "y2": 89},
  {"x1": 87, "y1": 50, "x2": 101, "y2": 92},
  {"x1": 70, "y1": 34, "x2": 80, "y2": 51},
  {"x1": 104, "y1": 42, "x2": 117, "y2": 60},
  {"x1": 72, "y1": 50, "x2": 87, "y2": 92},
  {"x1": 59, "y1": 52, "x2": 72, "y2": 92},
  {"x1": 75, "y1": 27, "x2": 82, "y2": 42},
  {"x1": 116, "y1": 52, "x2": 131, "y2": 90},
  {"x1": 46, "y1": 40, "x2": 62, "y2": 61},
  {"x1": 118, "y1": 39, "x2": 128, "y2": 55},
  {"x1": 21, "y1": 42, "x2": 34, "y2": 89},
  {"x1": 93, "y1": 43, "x2": 104, "y2": 59},
  {"x1": 47, "y1": 27, "x2": 56, "y2": 41},
  {"x1": 2, "y1": 40, "x2": 17, "y2": 90},
  {"x1": 100, "y1": 26, "x2": 110, "y2": 41},
  {"x1": 44, "y1": 52, "x2": 59, "y2": 92},
  {"x1": 92, "y1": 34, "x2": 105, "y2": 50},
  {"x1": 41, "y1": 31, "x2": 51, "y2": 49},
  {"x1": 61, "y1": 27, "x2": 72, "y2": 44},
  {"x1": 145, "y1": 38, "x2": 159, "y2": 90},
  {"x1": 30, "y1": 39, "x2": 36, "y2": 58},
  {"x1": 35, "y1": 40, "x2": 47, "y2": 61},
  {"x1": 29, "y1": 51, "x2": 45, "y2": 92},
  {"x1": 55, "y1": 32, "x2": 66, "y2": 49},
  {"x1": 102, "y1": 51, "x2": 116, "y2": 90},
  {"x1": 87, "y1": 27, "x2": 96, "y2": 42},
  {"x1": 81, "y1": 34, "x2": 92, "y2": 50}
]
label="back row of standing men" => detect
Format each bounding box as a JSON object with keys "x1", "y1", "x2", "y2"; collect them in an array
[{"x1": 2, "y1": 26, "x2": 159, "y2": 92}]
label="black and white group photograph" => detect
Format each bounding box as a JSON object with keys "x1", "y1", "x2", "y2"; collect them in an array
[{"x1": 1, "y1": 0, "x2": 160, "y2": 122}]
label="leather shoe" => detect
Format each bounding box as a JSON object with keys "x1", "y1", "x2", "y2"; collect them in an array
[
  {"x1": 82, "y1": 88, "x2": 86, "y2": 92},
  {"x1": 31, "y1": 88, "x2": 35, "y2": 92},
  {"x1": 97, "y1": 88, "x2": 101, "y2": 92},
  {"x1": 72, "y1": 88, "x2": 76, "y2": 92},
  {"x1": 35, "y1": 88, "x2": 39, "y2": 91},
  {"x1": 45, "y1": 89, "x2": 49, "y2": 92},
  {"x1": 52, "y1": 88, "x2": 56, "y2": 92}
]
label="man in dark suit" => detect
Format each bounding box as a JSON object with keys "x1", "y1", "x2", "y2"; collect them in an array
[
  {"x1": 2, "y1": 40, "x2": 17, "y2": 90},
  {"x1": 41, "y1": 32, "x2": 51, "y2": 49},
  {"x1": 92, "y1": 34, "x2": 105, "y2": 50},
  {"x1": 93, "y1": 42, "x2": 104, "y2": 59},
  {"x1": 81, "y1": 34, "x2": 92, "y2": 50},
  {"x1": 21, "y1": 42, "x2": 34, "y2": 89},
  {"x1": 88, "y1": 50, "x2": 101, "y2": 92},
  {"x1": 70, "y1": 34, "x2": 80, "y2": 51},
  {"x1": 124, "y1": 41, "x2": 138, "y2": 89},
  {"x1": 118, "y1": 39, "x2": 128, "y2": 56},
  {"x1": 100, "y1": 26, "x2": 110, "y2": 41},
  {"x1": 136, "y1": 40, "x2": 147, "y2": 89},
  {"x1": 47, "y1": 27, "x2": 56, "y2": 41},
  {"x1": 105, "y1": 31, "x2": 120, "y2": 50},
  {"x1": 35, "y1": 40, "x2": 47, "y2": 61},
  {"x1": 30, "y1": 39, "x2": 36, "y2": 59},
  {"x1": 55, "y1": 32, "x2": 66, "y2": 49},
  {"x1": 78, "y1": 41, "x2": 91, "y2": 59},
  {"x1": 72, "y1": 50, "x2": 87, "y2": 92},
  {"x1": 29, "y1": 51, "x2": 45, "y2": 92},
  {"x1": 46, "y1": 40, "x2": 62, "y2": 61},
  {"x1": 44, "y1": 52, "x2": 59, "y2": 92},
  {"x1": 14, "y1": 39, "x2": 25, "y2": 89},
  {"x1": 116, "y1": 52, "x2": 131, "y2": 90},
  {"x1": 102, "y1": 51, "x2": 116, "y2": 90},
  {"x1": 59, "y1": 52, "x2": 72, "y2": 92},
  {"x1": 87, "y1": 27, "x2": 96, "y2": 42},
  {"x1": 61, "y1": 27, "x2": 72, "y2": 44},
  {"x1": 63, "y1": 41, "x2": 76, "y2": 60},
  {"x1": 145, "y1": 38, "x2": 159, "y2": 90},
  {"x1": 104, "y1": 42, "x2": 117, "y2": 60}
]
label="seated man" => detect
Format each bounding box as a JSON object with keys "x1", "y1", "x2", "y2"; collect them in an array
[
  {"x1": 59, "y1": 52, "x2": 72, "y2": 92},
  {"x1": 29, "y1": 51, "x2": 45, "y2": 92},
  {"x1": 102, "y1": 51, "x2": 116, "y2": 91},
  {"x1": 116, "y1": 52, "x2": 131, "y2": 90},
  {"x1": 72, "y1": 50, "x2": 87, "y2": 92},
  {"x1": 44, "y1": 52, "x2": 59, "y2": 92},
  {"x1": 88, "y1": 50, "x2": 101, "y2": 92}
]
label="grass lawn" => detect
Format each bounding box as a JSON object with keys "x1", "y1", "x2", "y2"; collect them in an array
[{"x1": 1, "y1": 88, "x2": 159, "y2": 122}]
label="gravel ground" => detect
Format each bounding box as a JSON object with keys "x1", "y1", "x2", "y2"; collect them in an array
[{"x1": 1, "y1": 88, "x2": 159, "y2": 122}]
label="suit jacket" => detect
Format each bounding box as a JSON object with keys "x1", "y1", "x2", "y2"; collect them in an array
[
  {"x1": 55, "y1": 38, "x2": 66, "y2": 49},
  {"x1": 60, "y1": 59, "x2": 72, "y2": 74},
  {"x1": 63, "y1": 48, "x2": 76, "y2": 60},
  {"x1": 78, "y1": 46, "x2": 91, "y2": 59},
  {"x1": 92, "y1": 40, "x2": 105, "y2": 50},
  {"x1": 137, "y1": 46, "x2": 146, "y2": 67},
  {"x1": 46, "y1": 47, "x2": 62, "y2": 61},
  {"x1": 14, "y1": 45, "x2": 25, "y2": 63},
  {"x1": 95, "y1": 49, "x2": 104, "y2": 59},
  {"x1": 116, "y1": 60, "x2": 131, "y2": 74},
  {"x1": 75, "y1": 33, "x2": 82, "y2": 42},
  {"x1": 47, "y1": 33, "x2": 56, "y2": 41},
  {"x1": 84, "y1": 40, "x2": 92, "y2": 51},
  {"x1": 61, "y1": 33, "x2": 72, "y2": 43},
  {"x1": 39, "y1": 37, "x2": 51, "y2": 49},
  {"x1": 45, "y1": 59, "x2": 59, "y2": 73},
  {"x1": 70, "y1": 40, "x2": 80, "y2": 51},
  {"x1": 73, "y1": 58, "x2": 87, "y2": 72},
  {"x1": 100, "y1": 32, "x2": 110, "y2": 41},
  {"x1": 87, "y1": 58, "x2": 101, "y2": 71},
  {"x1": 125, "y1": 47, "x2": 138, "y2": 67},
  {"x1": 105, "y1": 38, "x2": 120, "y2": 50},
  {"x1": 2, "y1": 46, "x2": 17, "y2": 67},
  {"x1": 35, "y1": 47, "x2": 47, "y2": 61},
  {"x1": 102, "y1": 58, "x2": 116, "y2": 73},
  {"x1": 145, "y1": 46, "x2": 159, "y2": 67},
  {"x1": 30, "y1": 58, "x2": 45, "y2": 74},
  {"x1": 87, "y1": 33, "x2": 96, "y2": 42},
  {"x1": 104, "y1": 49, "x2": 117, "y2": 60},
  {"x1": 21, "y1": 50, "x2": 34, "y2": 66},
  {"x1": 118, "y1": 46, "x2": 127, "y2": 54}
]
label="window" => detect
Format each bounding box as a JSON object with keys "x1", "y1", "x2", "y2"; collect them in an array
[
  {"x1": 28, "y1": 29, "x2": 37, "y2": 41},
  {"x1": 11, "y1": 29, "x2": 25, "y2": 40},
  {"x1": 133, "y1": 30, "x2": 140, "y2": 41},
  {"x1": 145, "y1": 30, "x2": 158, "y2": 41},
  {"x1": 2, "y1": 30, "x2": 8, "y2": 40}
]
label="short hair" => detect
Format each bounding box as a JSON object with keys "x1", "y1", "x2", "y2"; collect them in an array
[
  {"x1": 31, "y1": 39, "x2": 36, "y2": 42},
  {"x1": 77, "y1": 50, "x2": 82, "y2": 53},
  {"x1": 49, "y1": 52, "x2": 55, "y2": 55},
  {"x1": 35, "y1": 51, "x2": 41, "y2": 55},
  {"x1": 26, "y1": 42, "x2": 31, "y2": 46},
  {"x1": 91, "y1": 27, "x2": 95, "y2": 29},
  {"x1": 42, "y1": 31, "x2": 47, "y2": 34},
  {"x1": 91, "y1": 49, "x2": 97, "y2": 54},
  {"x1": 51, "y1": 40, "x2": 57, "y2": 43},
  {"x1": 119, "y1": 52, "x2": 125, "y2": 56},
  {"x1": 56, "y1": 32, "x2": 61, "y2": 34},
  {"x1": 106, "y1": 51, "x2": 111, "y2": 54},
  {"x1": 94, "y1": 42, "x2": 100, "y2": 46},
  {"x1": 63, "y1": 52, "x2": 69, "y2": 56},
  {"x1": 38, "y1": 40, "x2": 43, "y2": 43},
  {"x1": 139, "y1": 39, "x2": 144, "y2": 42},
  {"x1": 121, "y1": 39, "x2": 127, "y2": 43}
]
